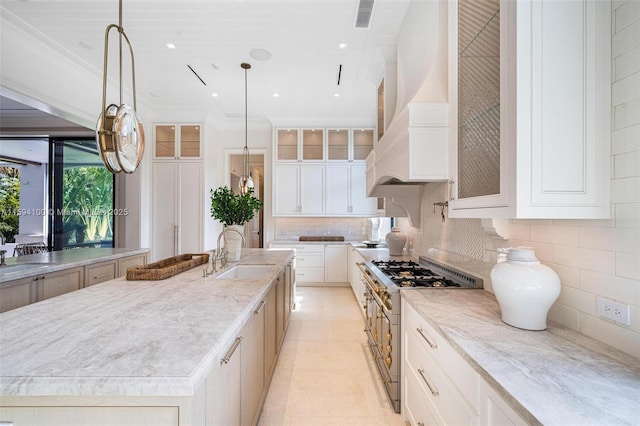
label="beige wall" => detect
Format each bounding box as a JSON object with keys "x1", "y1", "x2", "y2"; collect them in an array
[{"x1": 409, "y1": 1, "x2": 640, "y2": 358}]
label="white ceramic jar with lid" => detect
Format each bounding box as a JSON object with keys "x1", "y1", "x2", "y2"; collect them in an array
[
  {"x1": 490, "y1": 247, "x2": 561, "y2": 330},
  {"x1": 385, "y1": 227, "x2": 406, "y2": 256}
]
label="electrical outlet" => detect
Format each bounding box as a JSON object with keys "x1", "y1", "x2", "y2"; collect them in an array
[{"x1": 596, "y1": 297, "x2": 631, "y2": 325}]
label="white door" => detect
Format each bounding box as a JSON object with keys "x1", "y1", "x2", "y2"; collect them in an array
[
  {"x1": 152, "y1": 163, "x2": 178, "y2": 260},
  {"x1": 325, "y1": 165, "x2": 350, "y2": 215},
  {"x1": 274, "y1": 165, "x2": 300, "y2": 215},
  {"x1": 178, "y1": 162, "x2": 203, "y2": 254},
  {"x1": 350, "y1": 164, "x2": 376, "y2": 215},
  {"x1": 300, "y1": 165, "x2": 324, "y2": 215},
  {"x1": 152, "y1": 162, "x2": 202, "y2": 261}
]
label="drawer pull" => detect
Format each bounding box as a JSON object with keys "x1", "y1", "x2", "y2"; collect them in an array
[
  {"x1": 417, "y1": 368, "x2": 439, "y2": 396},
  {"x1": 93, "y1": 273, "x2": 112, "y2": 280},
  {"x1": 254, "y1": 300, "x2": 266, "y2": 314},
  {"x1": 221, "y1": 337, "x2": 242, "y2": 364},
  {"x1": 416, "y1": 327, "x2": 437, "y2": 349}
]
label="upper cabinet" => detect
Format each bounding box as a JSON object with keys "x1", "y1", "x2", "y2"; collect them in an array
[
  {"x1": 273, "y1": 127, "x2": 377, "y2": 217},
  {"x1": 275, "y1": 128, "x2": 374, "y2": 163},
  {"x1": 448, "y1": 0, "x2": 611, "y2": 219},
  {"x1": 154, "y1": 123, "x2": 202, "y2": 160}
]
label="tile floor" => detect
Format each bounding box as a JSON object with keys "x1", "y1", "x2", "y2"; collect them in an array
[{"x1": 258, "y1": 287, "x2": 406, "y2": 426}]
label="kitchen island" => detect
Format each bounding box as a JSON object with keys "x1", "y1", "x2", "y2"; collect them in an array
[{"x1": 0, "y1": 248, "x2": 295, "y2": 425}]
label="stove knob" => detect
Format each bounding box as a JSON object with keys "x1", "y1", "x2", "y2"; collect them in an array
[
  {"x1": 386, "y1": 345, "x2": 392, "y2": 354},
  {"x1": 385, "y1": 356, "x2": 392, "y2": 368}
]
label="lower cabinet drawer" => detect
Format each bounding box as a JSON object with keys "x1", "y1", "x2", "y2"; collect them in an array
[
  {"x1": 295, "y1": 253, "x2": 324, "y2": 268},
  {"x1": 85, "y1": 261, "x2": 117, "y2": 287},
  {"x1": 405, "y1": 299, "x2": 479, "y2": 410},
  {"x1": 405, "y1": 326, "x2": 478, "y2": 425},
  {"x1": 404, "y1": 359, "x2": 442, "y2": 426},
  {"x1": 296, "y1": 268, "x2": 325, "y2": 282}
]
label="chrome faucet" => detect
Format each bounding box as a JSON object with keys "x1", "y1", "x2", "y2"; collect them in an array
[{"x1": 213, "y1": 228, "x2": 246, "y2": 272}]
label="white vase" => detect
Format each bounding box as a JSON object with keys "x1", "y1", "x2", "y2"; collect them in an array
[
  {"x1": 385, "y1": 227, "x2": 406, "y2": 256},
  {"x1": 224, "y1": 224, "x2": 244, "y2": 261},
  {"x1": 490, "y1": 247, "x2": 561, "y2": 330}
]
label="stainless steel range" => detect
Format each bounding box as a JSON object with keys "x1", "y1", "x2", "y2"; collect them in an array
[{"x1": 357, "y1": 256, "x2": 482, "y2": 413}]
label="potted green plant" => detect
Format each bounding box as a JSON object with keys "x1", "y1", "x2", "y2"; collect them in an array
[{"x1": 210, "y1": 186, "x2": 263, "y2": 260}]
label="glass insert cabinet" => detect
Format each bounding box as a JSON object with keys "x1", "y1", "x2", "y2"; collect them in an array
[
  {"x1": 275, "y1": 128, "x2": 374, "y2": 162},
  {"x1": 154, "y1": 124, "x2": 202, "y2": 159}
]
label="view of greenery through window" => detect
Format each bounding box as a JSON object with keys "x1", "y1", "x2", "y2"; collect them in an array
[
  {"x1": 0, "y1": 166, "x2": 20, "y2": 243},
  {"x1": 63, "y1": 167, "x2": 113, "y2": 245}
]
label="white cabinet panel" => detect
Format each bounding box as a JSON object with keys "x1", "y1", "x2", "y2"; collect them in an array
[
  {"x1": 349, "y1": 164, "x2": 377, "y2": 215},
  {"x1": 274, "y1": 164, "x2": 300, "y2": 215},
  {"x1": 325, "y1": 245, "x2": 348, "y2": 282},
  {"x1": 325, "y1": 165, "x2": 350, "y2": 215},
  {"x1": 449, "y1": 0, "x2": 611, "y2": 219},
  {"x1": 300, "y1": 165, "x2": 325, "y2": 215},
  {"x1": 152, "y1": 162, "x2": 202, "y2": 261}
]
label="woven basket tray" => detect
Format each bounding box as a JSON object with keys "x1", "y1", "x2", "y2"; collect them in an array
[{"x1": 126, "y1": 253, "x2": 210, "y2": 281}]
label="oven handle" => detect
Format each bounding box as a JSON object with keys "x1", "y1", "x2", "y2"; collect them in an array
[{"x1": 357, "y1": 263, "x2": 391, "y2": 313}]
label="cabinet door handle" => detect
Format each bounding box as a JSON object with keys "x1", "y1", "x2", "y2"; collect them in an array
[
  {"x1": 416, "y1": 327, "x2": 437, "y2": 349},
  {"x1": 417, "y1": 368, "x2": 439, "y2": 396},
  {"x1": 254, "y1": 300, "x2": 266, "y2": 314},
  {"x1": 221, "y1": 337, "x2": 242, "y2": 364}
]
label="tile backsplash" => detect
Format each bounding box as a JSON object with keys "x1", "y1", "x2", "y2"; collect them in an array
[
  {"x1": 273, "y1": 217, "x2": 372, "y2": 241},
  {"x1": 409, "y1": 1, "x2": 639, "y2": 358}
]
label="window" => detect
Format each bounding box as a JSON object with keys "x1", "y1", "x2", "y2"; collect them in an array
[
  {"x1": 50, "y1": 139, "x2": 115, "y2": 250},
  {"x1": 0, "y1": 166, "x2": 20, "y2": 243}
]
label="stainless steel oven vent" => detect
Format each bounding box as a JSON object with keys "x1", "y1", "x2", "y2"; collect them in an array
[{"x1": 355, "y1": 0, "x2": 374, "y2": 28}]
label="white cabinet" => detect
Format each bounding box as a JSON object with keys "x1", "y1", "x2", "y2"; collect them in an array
[
  {"x1": 153, "y1": 123, "x2": 202, "y2": 160},
  {"x1": 324, "y1": 244, "x2": 348, "y2": 283},
  {"x1": 402, "y1": 298, "x2": 530, "y2": 426},
  {"x1": 274, "y1": 127, "x2": 376, "y2": 217},
  {"x1": 241, "y1": 296, "x2": 266, "y2": 426},
  {"x1": 273, "y1": 164, "x2": 324, "y2": 215},
  {"x1": 449, "y1": 0, "x2": 611, "y2": 219},
  {"x1": 294, "y1": 244, "x2": 325, "y2": 283},
  {"x1": 325, "y1": 164, "x2": 377, "y2": 216},
  {"x1": 152, "y1": 162, "x2": 203, "y2": 261},
  {"x1": 402, "y1": 299, "x2": 479, "y2": 426}
]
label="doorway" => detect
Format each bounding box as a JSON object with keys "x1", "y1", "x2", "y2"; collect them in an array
[{"x1": 229, "y1": 153, "x2": 265, "y2": 248}]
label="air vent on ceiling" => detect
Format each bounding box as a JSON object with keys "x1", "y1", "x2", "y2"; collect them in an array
[
  {"x1": 355, "y1": 0, "x2": 374, "y2": 28},
  {"x1": 187, "y1": 65, "x2": 207, "y2": 86},
  {"x1": 337, "y1": 64, "x2": 343, "y2": 85}
]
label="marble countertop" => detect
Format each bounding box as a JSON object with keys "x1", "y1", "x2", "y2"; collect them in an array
[
  {"x1": 0, "y1": 248, "x2": 294, "y2": 397},
  {"x1": 0, "y1": 247, "x2": 150, "y2": 283},
  {"x1": 401, "y1": 290, "x2": 640, "y2": 426}
]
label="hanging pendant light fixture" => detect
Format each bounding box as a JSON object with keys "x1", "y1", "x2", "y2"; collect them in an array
[
  {"x1": 239, "y1": 62, "x2": 254, "y2": 195},
  {"x1": 95, "y1": 0, "x2": 145, "y2": 174}
]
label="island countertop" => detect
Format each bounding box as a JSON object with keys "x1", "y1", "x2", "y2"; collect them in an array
[
  {"x1": 0, "y1": 248, "x2": 294, "y2": 397},
  {"x1": 0, "y1": 247, "x2": 150, "y2": 284}
]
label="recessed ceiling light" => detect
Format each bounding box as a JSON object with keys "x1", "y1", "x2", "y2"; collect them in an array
[
  {"x1": 338, "y1": 43, "x2": 347, "y2": 49},
  {"x1": 250, "y1": 48, "x2": 272, "y2": 61},
  {"x1": 211, "y1": 93, "x2": 219, "y2": 97},
  {"x1": 334, "y1": 93, "x2": 340, "y2": 97},
  {"x1": 273, "y1": 93, "x2": 280, "y2": 97},
  {"x1": 166, "y1": 43, "x2": 176, "y2": 49}
]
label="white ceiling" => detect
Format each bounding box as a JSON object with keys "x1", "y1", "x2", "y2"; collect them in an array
[{"x1": 0, "y1": 0, "x2": 412, "y2": 129}]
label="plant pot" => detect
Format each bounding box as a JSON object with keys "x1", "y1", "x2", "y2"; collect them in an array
[{"x1": 224, "y1": 224, "x2": 245, "y2": 261}]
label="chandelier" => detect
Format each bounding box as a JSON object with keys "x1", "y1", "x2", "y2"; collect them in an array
[
  {"x1": 95, "y1": 0, "x2": 145, "y2": 174},
  {"x1": 239, "y1": 62, "x2": 254, "y2": 195}
]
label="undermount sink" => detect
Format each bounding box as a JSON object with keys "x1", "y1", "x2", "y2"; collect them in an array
[{"x1": 215, "y1": 264, "x2": 275, "y2": 279}]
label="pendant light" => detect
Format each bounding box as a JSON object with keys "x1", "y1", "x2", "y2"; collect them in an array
[
  {"x1": 239, "y1": 62, "x2": 254, "y2": 195},
  {"x1": 95, "y1": 0, "x2": 145, "y2": 174}
]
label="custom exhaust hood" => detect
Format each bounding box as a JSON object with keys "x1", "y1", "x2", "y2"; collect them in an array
[{"x1": 366, "y1": 102, "x2": 449, "y2": 228}]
